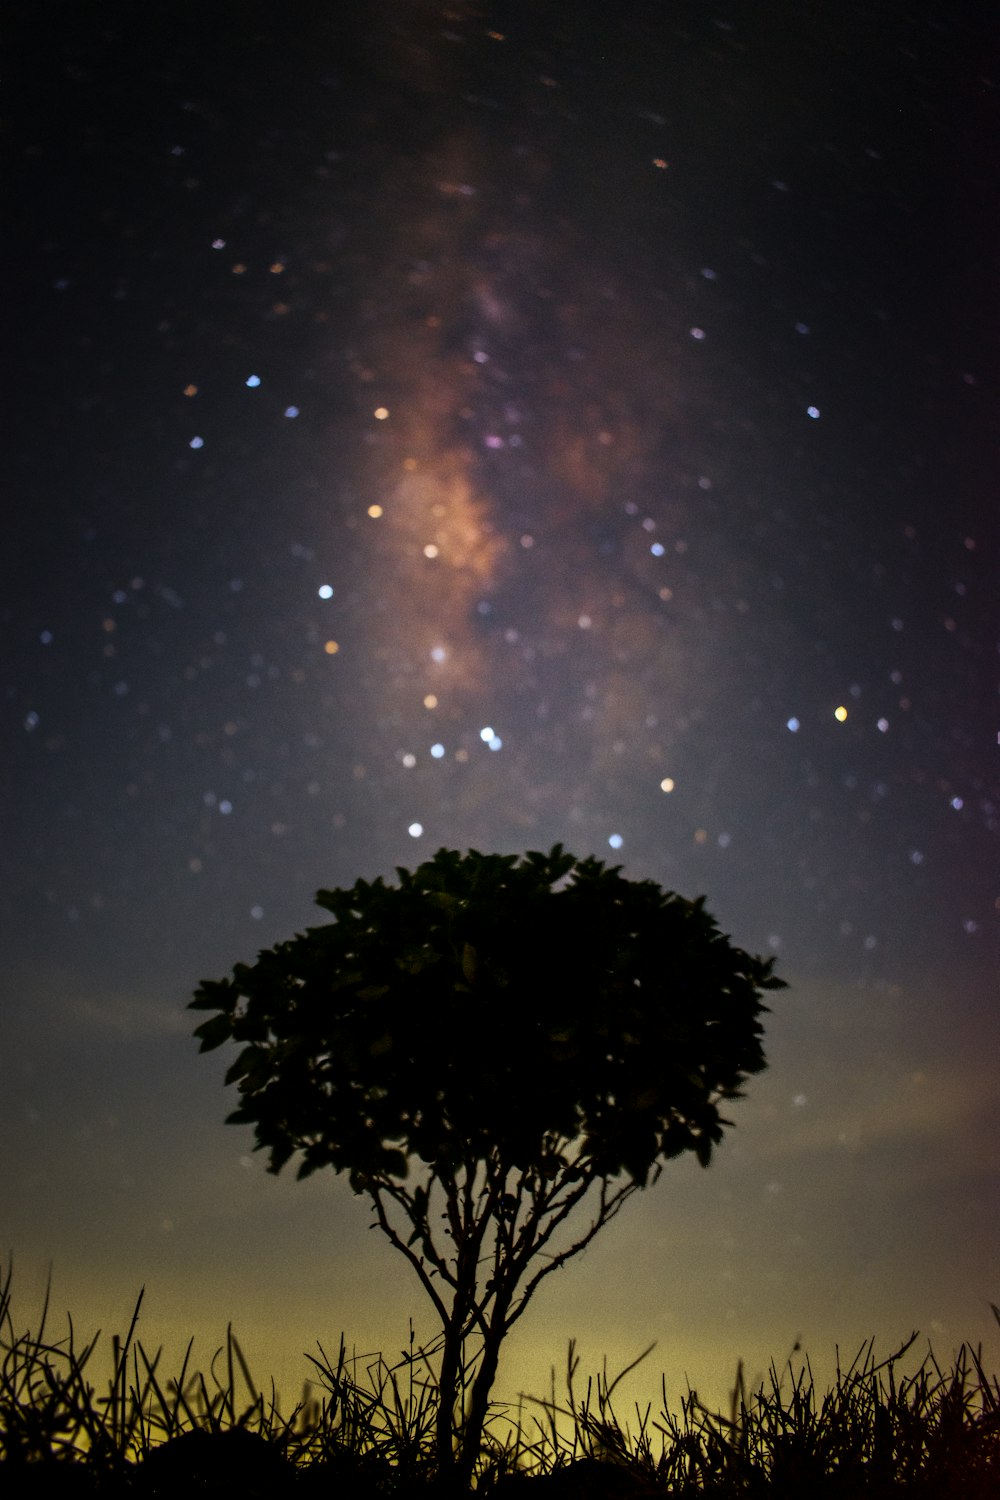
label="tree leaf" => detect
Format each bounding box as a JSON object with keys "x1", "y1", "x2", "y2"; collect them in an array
[{"x1": 193, "y1": 1012, "x2": 233, "y2": 1052}]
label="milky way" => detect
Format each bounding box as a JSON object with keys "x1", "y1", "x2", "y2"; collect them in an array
[{"x1": 5, "y1": 0, "x2": 997, "y2": 1415}]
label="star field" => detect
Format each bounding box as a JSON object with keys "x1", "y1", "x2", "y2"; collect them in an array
[{"x1": 4, "y1": 0, "x2": 998, "y2": 1415}]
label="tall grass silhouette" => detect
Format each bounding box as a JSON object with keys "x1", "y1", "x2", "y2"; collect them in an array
[{"x1": 2, "y1": 1262, "x2": 997, "y2": 1495}]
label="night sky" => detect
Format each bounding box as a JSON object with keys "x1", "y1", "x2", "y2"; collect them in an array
[{"x1": 5, "y1": 0, "x2": 998, "y2": 1422}]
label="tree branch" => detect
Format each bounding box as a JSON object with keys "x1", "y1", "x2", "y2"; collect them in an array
[
  {"x1": 367, "y1": 1182, "x2": 451, "y2": 1327},
  {"x1": 507, "y1": 1175, "x2": 640, "y2": 1329}
]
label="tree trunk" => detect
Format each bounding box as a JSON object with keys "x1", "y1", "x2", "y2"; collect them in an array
[
  {"x1": 435, "y1": 1311, "x2": 466, "y2": 1475},
  {"x1": 453, "y1": 1283, "x2": 515, "y2": 1493},
  {"x1": 454, "y1": 1333, "x2": 502, "y2": 1491}
]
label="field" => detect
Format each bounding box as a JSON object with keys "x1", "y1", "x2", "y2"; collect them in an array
[{"x1": 1, "y1": 1264, "x2": 996, "y2": 1497}]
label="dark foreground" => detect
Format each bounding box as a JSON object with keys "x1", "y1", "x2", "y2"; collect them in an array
[{"x1": 2, "y1": 1274, "x2": 997, "y2": 1498}]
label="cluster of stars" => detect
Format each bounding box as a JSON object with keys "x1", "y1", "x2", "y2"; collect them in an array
[{"x1": 13, "y1": 0, "x2": 993, "y2": 977}]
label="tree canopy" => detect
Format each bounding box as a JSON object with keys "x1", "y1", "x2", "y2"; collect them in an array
[{"x1": 190, "y1": 845, "x2": 785, "y2": 1483}]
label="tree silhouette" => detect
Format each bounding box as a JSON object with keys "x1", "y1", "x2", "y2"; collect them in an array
[{"x1": 190, "y1": 846, "x2": 784, "y2": 1488}]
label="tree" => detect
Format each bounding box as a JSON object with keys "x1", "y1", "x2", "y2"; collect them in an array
[{"x1": 190, "y1": 846, "x2": 784, "y2": 1488}]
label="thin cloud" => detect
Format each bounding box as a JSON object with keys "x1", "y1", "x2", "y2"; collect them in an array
[{"x1": 8, "y1": 961, "x2": 189, "y2": 1041}]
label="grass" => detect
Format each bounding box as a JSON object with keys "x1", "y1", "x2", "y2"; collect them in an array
[{"x1": 1, "y1": 1261, "x2": 997, "y2": 1496}]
